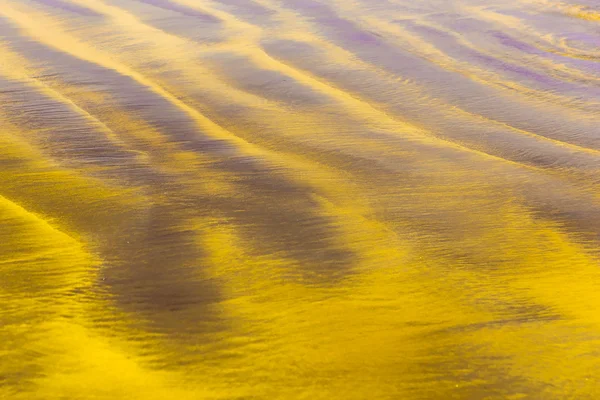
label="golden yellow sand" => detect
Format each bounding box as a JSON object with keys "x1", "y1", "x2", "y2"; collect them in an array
[{"x1": 1, "y1": 0, "x2": 600, "y2": 398}]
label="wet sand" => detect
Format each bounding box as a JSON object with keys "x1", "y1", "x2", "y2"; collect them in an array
[{"x1": 1, "y1": 0, "x2": 600, "y2": 398}]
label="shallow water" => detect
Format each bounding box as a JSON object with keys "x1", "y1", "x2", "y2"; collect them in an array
[{"x1": 1, "y1": 0, "x2": 600, "y2": 398}]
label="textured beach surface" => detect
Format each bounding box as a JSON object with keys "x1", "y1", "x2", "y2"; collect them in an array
[{"x1": 1, "y1": 0, "x2": 600, "y2": 398}]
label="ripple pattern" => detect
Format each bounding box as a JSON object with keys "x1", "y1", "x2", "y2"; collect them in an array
[{"x1": 1, "y1": 0, "x2": 600, "y2": 398}]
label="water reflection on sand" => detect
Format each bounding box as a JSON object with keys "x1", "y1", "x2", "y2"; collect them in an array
[{"x1": 1, "y1": 0, "x2": 600, "y2": 398}]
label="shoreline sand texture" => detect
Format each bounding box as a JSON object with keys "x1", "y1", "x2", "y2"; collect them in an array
[{"x1": 1, "y1": 0, "x2": 600, "y2": 398}]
